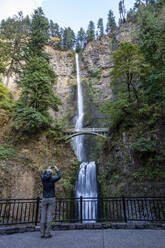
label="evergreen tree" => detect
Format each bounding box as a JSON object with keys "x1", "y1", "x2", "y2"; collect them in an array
[
  {"x1": 0, "y1": 12, "x2": 30, "y2": 86},
  {"x1": 119, "y1": 0, "x2": 126, "y2": 23},
  {"x1": 49, "y1": 19, "x2": 55, "y2": 37},
  {"x1": 54, "y1": 23, "x2": 61, "y2": 38},
  {"x1": 59, "y1": 27, "x2": 64, "y2": 50},
  {"x1": 14, "y1": 8, "x2": 61, "y2": 133},
  {"x1": 63, "y1": 27, "x2": 75, "y2": 50},
  {"x1": 0, "y1": 35, "x2": 11, "y2": 73},
  {"x1": 136, "y1": 0, "x2": 165, "y2": 105},
  {"x1": 97, "y1": 18, "x2": 104, "y2": 38},
  {"x1": 86, "y1": 21, "x2": 95, "y2": 43},
  {"x1": 27, "y1": 7, "x2": 49, "y2": 57},
  {"x1": 49, "y1": 21, "x2": 61, "y2": 49},
  {"x1": 106, "y1": 10, "x2": 117, "y2": 34},
  {"x1": 76, "y1": 27, "x2": 86, "y2": 51}
]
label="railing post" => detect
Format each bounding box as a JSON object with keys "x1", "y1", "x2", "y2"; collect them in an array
[
  {"x1": 122, "y1": 196, "x2": 127, "y2": 223},
  {"x1": 80, "y1": 196, "x2": 83, "y2": 223},
  {"x1": 35, "y1": 197, "x2": 40, "y2": 226}
]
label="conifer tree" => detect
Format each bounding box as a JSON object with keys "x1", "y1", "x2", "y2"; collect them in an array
[
  {"x1": 14, "y1": 8, "x2": 61, "y2": 133},
  {"x1": 97, "y1": 18, "x2": 104, "y2": 38},
  {"x1": 0, "y1": 35, "x2": 10, "y2": 73},
  {"x1": 86, "y1": 21, "x2": 95, "y2": 43},
  {"x1": 76, "y1": 28, "x2": 86, "y2": 51},
  {"x1": 106, "y1": 10, "x2": 117, "y2": 34},
  {"x1": 0, "y1": 12, "x2": 30, "y2": 86},
  {"x1": 27, "y1": 7, "x2": 49, "y2": 57},
  {"x1": 49, "y1": 19, "x2": 55, "y2": 37},
  {"x1": 49, "y1": 21, "x2": 61, "y2": 49},
  {"x1": 63, "y1": 27, "x2": 75, "y2": 50},
  {"x1": 119, "y1": 0, "x2": 126, "y2": 23}
]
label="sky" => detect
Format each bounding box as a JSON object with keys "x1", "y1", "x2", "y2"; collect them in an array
[{"x1": 0, "y1": 0, "x2": 136, "y2": 33}]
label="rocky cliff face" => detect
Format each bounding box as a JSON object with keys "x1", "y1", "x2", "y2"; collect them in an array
[
  {"x1": 45, "y1": 46, "x2": 77, "y2": 123},
  {"x1": 98, "y1": 124, "x2": 165, "y2": 197},
  {"x1": 0, "y1": 129, "x2": 78, "y2": 199},
  {"x1": 81, "y1": 35, "x2": 112, "y2": 106}
]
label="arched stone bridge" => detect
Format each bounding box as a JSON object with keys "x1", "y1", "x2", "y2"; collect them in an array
[{"x1": 63, "y1": 128, "x2": 109, "y2": 140}]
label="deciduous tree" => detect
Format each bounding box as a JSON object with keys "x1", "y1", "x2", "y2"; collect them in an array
[{"x1": 111, "y1": 42, "x2": 150, "y2": 101}]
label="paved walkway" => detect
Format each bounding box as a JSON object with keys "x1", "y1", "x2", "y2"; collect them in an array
[{"x1": 0, "y1": 229, "x2": 164, "y2": 248}]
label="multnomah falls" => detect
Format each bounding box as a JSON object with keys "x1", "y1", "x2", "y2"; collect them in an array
[{"x1": 72, "y1": 54, "x2": 98, "y2": 222}]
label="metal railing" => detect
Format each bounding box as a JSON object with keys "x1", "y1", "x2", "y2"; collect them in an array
[{"x1": 0, "y1": 197, "x2": 165, "y2": 226}]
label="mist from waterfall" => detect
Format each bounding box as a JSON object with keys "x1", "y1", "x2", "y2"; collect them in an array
[{"x1": 72, "y1": 53, "x2": 97, "y2": 222}]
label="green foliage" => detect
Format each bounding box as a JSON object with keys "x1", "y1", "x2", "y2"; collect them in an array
[
  {"x1": 0, "y1": 144, "x2": 15, "y2": 160},
  {"x1": 106, "y1": 10, "x2": 117, "y2": 34},
  {"x1": 13, "y1": 56, "x2": 61, "y2": 133},
  {"x1": 63, "y1": 177, "x2": 74, "y2": 194},
  {"x1": 0, "y1": 82, "x2": 12, "y2": 111},
  {"x1": 132, "y1": 168, "x2": 165, "y2": 181},
  {"x1": 131, "y1": 138, "x2": 156, "y2": 153},
  {"x1": 126, "y1": 8, "x2": 137, "y2": 23},
  {"x1": 46, "y1": 119, "x2": 66, "y2": 141},
  {"x1": 111, "y1": 42, "x2": 150, "y2": 101},
  {"x1": 86, "y1": 21, "x2": 95, "y2": 42},
  {"x1": 110, "y1": 34, "x2": 120, "y2": 51},
  {"x1": 17, "y1": 56, "x2": 60, "y2": 112},
  {"x1": 62, "y1": 27, "x2": 75, "y2": 50},
  {"x1": 101, "y1": 92, "x2": 135, "y2": 128},
  {"x1": 76, "y1": 28, "x2": 86, "y2": 52},
  {"x1": 88, "y1": 69, "x2": 102, "y2": 79},
  {"x1": 27, "y1": 7, "x2": 49, "y2": 56},
  {"x1": 0, "y1": 12, "x2": 30, "y2": 78},
  {"x1": 0, "y1": 35, "x2": 11, "y2": 73},
  {"x1": 13, "y1": 8, "x2": 61, "y2": 134},
  {"x1": 119, "y1": 0, "x2": 126, "y2": 23},
  {"x1": 62, "y1": 159, "x2": 79, "y2": 196},
  {"x1": 109, "y1": 174, "x2": 120, "y2": 184},
  {"x1": 13, "y1": 106, "x2": 51, "y2": 133},
  {"x1": 97, "y1": 18, "x2": 104, "y2": 38},
  {"x1": 136, "y1": 2, "x2": 165, "y2": 105}
]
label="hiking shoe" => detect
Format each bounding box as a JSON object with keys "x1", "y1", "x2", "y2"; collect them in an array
[{"x1": 45, "y1": 233, "x2": 52, "y2": 238}]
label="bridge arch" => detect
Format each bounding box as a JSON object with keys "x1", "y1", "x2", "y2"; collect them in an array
[
  {"x1": 63, "y1": 128, "x2": 108, "y2": 141},
  {"x1": 65, "y1": 131, "x2": 106, "y2": 140}
]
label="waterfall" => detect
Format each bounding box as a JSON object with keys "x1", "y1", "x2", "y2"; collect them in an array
[
  {"x1": 71, "y1": 53, "x2": 85, "y2": 162},
  {"x1": 72, "y1": 53, "x2": 97, "y2": 222}
]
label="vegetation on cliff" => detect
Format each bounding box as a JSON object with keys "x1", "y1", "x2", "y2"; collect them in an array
[
  {"x1": 0, "y1": 8, "x2": 77, "y2": 198},
  {"x1": 100, "y1": 0, "x2": 165, "y2": 196}
]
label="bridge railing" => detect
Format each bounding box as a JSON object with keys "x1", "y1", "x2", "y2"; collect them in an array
[
  {"x1": 63, "y1": 128, "x2": 109, "y2": 133},
  {"x1": 0, "y1": 197, "x2": 165, "y2": 226}
]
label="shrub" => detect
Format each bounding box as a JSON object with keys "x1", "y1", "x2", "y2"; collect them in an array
[
  {"x1": 13, "y1": 106, "x2": 51, "y2": 133},
  {"x1": 0, "y1": 144, "x2": 15, "y2": 160},
  {"x1": 131, "y1": 137, "x2": 156, "y2": 153}
]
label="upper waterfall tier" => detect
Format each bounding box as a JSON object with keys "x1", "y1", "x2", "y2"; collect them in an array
[{"x1": 71, "y1": 53, "x2": 85, "y2": 162}]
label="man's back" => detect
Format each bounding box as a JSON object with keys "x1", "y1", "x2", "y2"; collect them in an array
[{"x1": 41, "y1": 170, "x2": 61, "y2": 198}]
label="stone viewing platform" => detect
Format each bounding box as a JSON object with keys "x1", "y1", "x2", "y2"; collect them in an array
[{"x1": 0, "y1": 223, "x2": 165, "y2": 248}]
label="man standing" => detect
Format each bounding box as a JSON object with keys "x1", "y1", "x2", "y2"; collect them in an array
[{"x1": 40, "y1": 165, "x2": 61, "y2": 238}]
